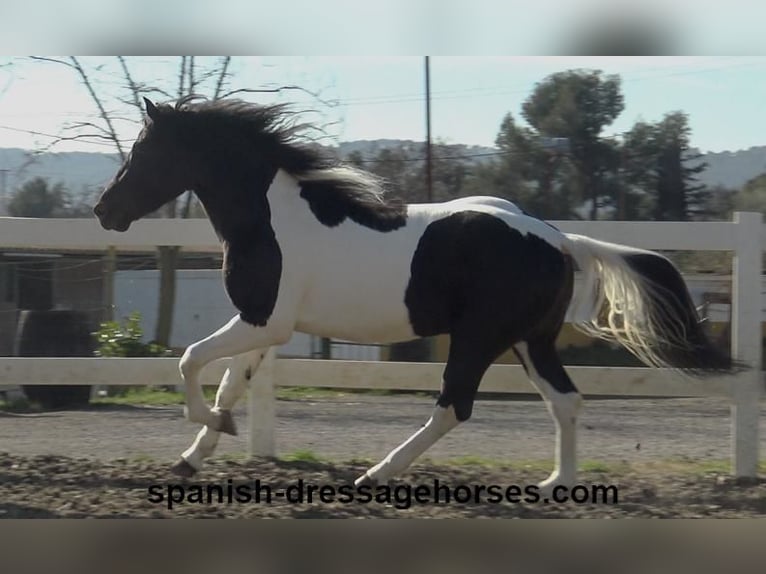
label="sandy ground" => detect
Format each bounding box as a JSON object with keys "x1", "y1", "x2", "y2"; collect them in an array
[{"x1": 1, "y1": 395, "x2": 765, "y2": 517}]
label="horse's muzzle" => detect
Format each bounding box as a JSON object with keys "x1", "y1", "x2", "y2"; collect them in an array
[{"x1": 93, "y1": 202, "x2": 131, "y2": 232}]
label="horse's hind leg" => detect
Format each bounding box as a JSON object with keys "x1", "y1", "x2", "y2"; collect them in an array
[
  {"x1": 355, "y1": 332, "x2": 497, "y2": 486},
  {"x1": 513, "y1": 340, "x2": 582, "y2": 491},
  {"x1": 171, "y1": 348, "x2": 266, "y2": 477}
]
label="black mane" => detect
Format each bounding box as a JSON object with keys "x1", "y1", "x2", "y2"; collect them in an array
[{"x1": 158, "y1": 96, "x2": 407, "y2": 231}]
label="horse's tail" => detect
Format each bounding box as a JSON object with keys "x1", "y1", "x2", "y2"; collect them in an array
[{"x1": 563, "y1": 233, "x2": 741, "y2": 376}]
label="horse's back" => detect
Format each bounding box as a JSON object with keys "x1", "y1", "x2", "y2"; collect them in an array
[
  {"x1": 284, "y1": 193, "x2": 570, "y2": 344},
  {"x1": 409, "y1": 196, "x2": 566, "y2": 250}
]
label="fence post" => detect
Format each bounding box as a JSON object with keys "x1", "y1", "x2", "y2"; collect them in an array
[
  {"x1": 247, "y1": 346, "x2": 276, "y2": 457},
  {"x1": 731, "y1": 211, "x2": 763, "y2": 478}
]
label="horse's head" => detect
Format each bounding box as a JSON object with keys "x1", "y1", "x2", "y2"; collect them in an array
[{"x1": 94, "y1": 98, "x2": 193, "y2": 232}]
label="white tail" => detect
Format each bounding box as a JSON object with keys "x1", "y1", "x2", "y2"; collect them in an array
[{"x1": 564, "y1": 233, "x2": 733, "y2": 374}]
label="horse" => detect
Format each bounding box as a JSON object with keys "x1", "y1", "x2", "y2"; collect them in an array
[{"x1": 94, "y1": 96, "x2": 736, "y2": 492}]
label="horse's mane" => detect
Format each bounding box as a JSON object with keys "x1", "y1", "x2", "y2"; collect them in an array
[{"x1": 160, "y1": 96, "x2": 394, "y2": 208}]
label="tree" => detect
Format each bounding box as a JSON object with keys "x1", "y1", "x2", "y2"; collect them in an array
[
  {"x1": 621, "y1": 112, "x2": 709, "y2": 221},
  {"x1": 619, "y1": 120, "x2": 657, "y2": 219},
  {"x1": 521, "y1": 70, "x2": 624, "y2": 219},
  {"x1": 26, "y1": 56, "x2": 337, "y2": 347},
  {"x1": 734, "y1": 173, "x2": 766, "y2": 213},
  {"x1": 466, "y1": 70, "x2": 624, "y2": 220},
  {"x1": 496, "y1": 113, "x2": 579, "y2": 218},
  {"x1": 704, "y1": 184, "x2": 737, "y2": 220},
  {"x1": 8, "y1": 177, "x2": 67, "y2": 217},
  {"x1": 346, "y1": 141, "x2": 475, "y2": 204}
]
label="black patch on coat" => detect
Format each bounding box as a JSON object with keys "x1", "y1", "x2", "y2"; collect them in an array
[
  {"x1": 223, "y1": 228, "x2": 282, "y2": 327},
  {"x1": 513, "y1": 340, "x2": 579, "y2": 395},
  {"x1": 404, "y1": 211, "x2": 576, "y2": 419},
  {"x1": 299, "y1": 180, "x2": 407, "y2": 232},
  {"x1": 405, "y1": 211, "x2": 571, "y2": 338},
  {"x1": 194, "y1": 161, "x2": 283, "y2": 328}
]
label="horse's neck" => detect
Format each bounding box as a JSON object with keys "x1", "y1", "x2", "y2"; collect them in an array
[{"x1": 195, "y1": 168, "x2": 295, "y2": 244}]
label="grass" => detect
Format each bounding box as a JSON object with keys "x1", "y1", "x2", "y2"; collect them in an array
[
  {"x1": 628, "y1": 458, "x2": 766, "y2": 475},
  {"x1": 1, "y1": 384, "x2": 428, "y2": 412},
  {"x1": 86, "y1": 385, "x2": 430, "y2": 406},
  {"x1": 436, "y1": 455, "x2": 513, "y2": 469},
  {"x1": 578, "y1": 460, "x2": 616, "y2": 473},
  {"x1": 91, "y1": 387, "x2": 211, "y2": 406},
  {"x1": 277, "y1": 386, "x2": 356, "y2": 400},
  {"x1": 281, "y1": 449, "x2": 325, "y2": 463},
  {"x1": 0, "y1": 394, "x2": 40, "y2": 413},
  {"x1": 277, "y1": 386, "x2": 433, "y2": 400}
]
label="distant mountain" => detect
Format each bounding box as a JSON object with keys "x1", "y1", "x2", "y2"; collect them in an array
[
  {"x1": 691, "y1": 147, "x2": 766, "y2": 190},
  {"x1": 1, "y1": 142, "x2": 765, "y2": 209},
  {"x1": 0, "y1": 147, "x2": 120, "y2": 200}
]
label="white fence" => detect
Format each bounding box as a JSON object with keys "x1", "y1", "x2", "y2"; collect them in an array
[{"x1": 0, "y1": 213, "x2": 763, "y2": 477}]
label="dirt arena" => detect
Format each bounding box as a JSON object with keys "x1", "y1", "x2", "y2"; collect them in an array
[{"x1": 1, "y1": 394, "x2": 765, "y2": 517}]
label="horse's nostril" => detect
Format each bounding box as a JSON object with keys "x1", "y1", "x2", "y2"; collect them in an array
[{"x1": 93, "y1": 203, "x2": 105, "y2": 217}]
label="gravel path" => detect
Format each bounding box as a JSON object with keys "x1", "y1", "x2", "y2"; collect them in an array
[
  {"x1": 2, "y1": 395, "x2": 764, "y2": 465},
  {"x1": 2, "y1": 395, "x2": 765, "y2": 517}
]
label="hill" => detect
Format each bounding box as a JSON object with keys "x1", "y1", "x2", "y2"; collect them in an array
[{"x1": 1, "y1": 142, "x2": 765, "y2": 211}]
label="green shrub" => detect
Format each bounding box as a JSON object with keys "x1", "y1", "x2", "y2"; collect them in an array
[
  {"x1": 93, "y1": 312, "x2": 172, "y2": 358},
  {"x1": 93, "y1": 312, "x2": 174, "y2": 396}
]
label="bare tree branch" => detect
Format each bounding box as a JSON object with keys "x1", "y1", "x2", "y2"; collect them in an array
[
  {"x1": 117, "y1": 56, "x2": 143, "y2": 117},
  {"x1": 212, "y1": 56, "x2": 231, "y2": 100},
  {"x1": 177, "y1": 56, "x2": 187, "y2": 100},
  {"x1": 301, "y1": 119, "x2": 344, "y2": 143},
  {"x1": 28, "y1": 56, "x2": 73, "y2": 68},
  {"x1": 69, "y1": 57, "x2": 127, "y2": 160},
  {"x1": 0, "y1": 62, "x2": 15, "y2": 97},
  {"x1": 189, "y1": 56, "x2": 197, "y2": 93},
  {"x1": 59, "y1": 132, "x2": 125, "y2": 142},
  {"x1": 30, "y1": 132, "x2": 127, "y2": 155},
  {"x1": 141, "y1": 86, "x2": 175, "y2": 100},
  {"x1": 62, "y1": 121, "x2": 113, "y2": 136},
  {"x1": 218, "y1": 85, "x2": 338, "y2": 108}
]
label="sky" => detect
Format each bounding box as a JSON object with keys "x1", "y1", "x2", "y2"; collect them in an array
[{"x1": 1, "y1": 56, "x2": 765, "y2": 155}]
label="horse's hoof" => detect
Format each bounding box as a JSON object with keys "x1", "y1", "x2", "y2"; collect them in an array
[
  {"x1": 170, "y1": 458, "x2": 197, "y2": 478},
  {"x1": 354, "y1": 473, "x2": 377, "y2": 488},
  {"x1": 212, "y1": 409, "x2": 237, "y2": 436}
]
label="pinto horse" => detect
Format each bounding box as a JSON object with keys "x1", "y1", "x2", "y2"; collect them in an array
[{"x1": 94, "y1": 97, "x2": 735, "y2": 491}]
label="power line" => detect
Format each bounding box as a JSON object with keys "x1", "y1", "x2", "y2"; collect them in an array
[
  {"x1": 335, "y1": 59, "x2": 766, "y2": 107},
  {"x1": 3, "y1": 58, "x2": 763, "y2": 117}
]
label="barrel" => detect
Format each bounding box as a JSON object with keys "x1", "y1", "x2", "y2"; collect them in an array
[
  {"x1": 388, "y1": 338, "x2": 433, "y2": 362},
  {"x1": 15, "y1": 310, "x2": 95, "y2": 409}
]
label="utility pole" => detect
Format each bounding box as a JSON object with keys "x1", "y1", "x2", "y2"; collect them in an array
[
  {"x1": 424, "y1": 57, "x2": 433, "y2": 203},
  {"x1": 0, "y1": 169, "x2": 8, "y2": 215}
]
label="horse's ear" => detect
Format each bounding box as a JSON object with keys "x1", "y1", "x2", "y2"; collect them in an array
[{"x1": 143, "y1": 97, "x2": 160, "y2": 121}]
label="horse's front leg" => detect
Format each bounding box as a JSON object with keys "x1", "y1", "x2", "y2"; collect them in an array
[
  {"x1": 178, "y1": 314, "x2": 290, "y2": 430},
  {"x1": 171, "y1": 348, "x2": 268, "y2": 477}
]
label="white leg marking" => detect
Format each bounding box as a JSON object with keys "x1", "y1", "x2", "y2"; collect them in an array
[
  {"x1": 355, "y1": 404, "x2": 460, "y2": 485},
  {"x1": 179, "y1": 314, "x2": 289, "y2": 426},
  {"x1": 515, "y1": 342, "x2": 582, "y2": 491},
  {"x1": 181, "y1": 349, "x2": 266, "y2": 471}
]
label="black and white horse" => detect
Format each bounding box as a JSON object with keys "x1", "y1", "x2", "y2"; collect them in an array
[{"x1": 94, "y1": 97, "x2": 735, "y2": 491}]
